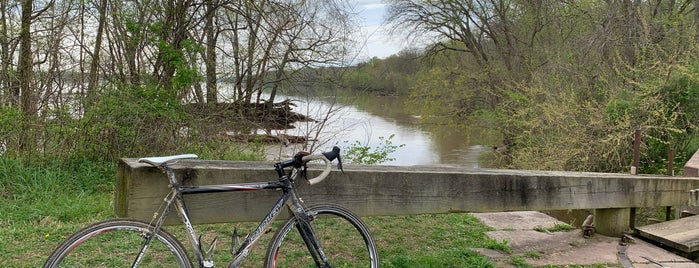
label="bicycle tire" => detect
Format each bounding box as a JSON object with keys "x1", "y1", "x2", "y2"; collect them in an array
[
  {"x1": 264, "y1": 204, "x2": 379, "y2": 268},
  {"x1": 43, "y1": 218, "x2": 192, "y2": 268}
]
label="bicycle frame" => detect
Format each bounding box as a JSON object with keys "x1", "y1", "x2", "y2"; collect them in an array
[{"x1": 140, "y1": 162, "x2": 328, "y2": 268}]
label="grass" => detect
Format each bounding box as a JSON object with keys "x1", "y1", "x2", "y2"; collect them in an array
[
  {"x1": 0, "y1": 156, "x2": 512, "y2": 267},
  {"x1": 533, "y1": 223, "x2": 575, "y2": 233}
]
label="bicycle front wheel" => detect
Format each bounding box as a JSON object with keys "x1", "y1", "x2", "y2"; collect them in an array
[
  {"x1": 265, "y1": 204, "x2": 379, "y2": 268},
  {"x1": 43, "y1": 219, "x2": 192, "y2": 268}
]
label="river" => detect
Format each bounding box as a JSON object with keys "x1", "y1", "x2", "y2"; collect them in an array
[{"x1": 262, "y1": 94, "x2": 500, "y2": 167}]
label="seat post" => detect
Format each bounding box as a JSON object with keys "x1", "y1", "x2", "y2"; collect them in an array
[{"x1": 162, "y1": 166, "x2": 181, "y2": 189}]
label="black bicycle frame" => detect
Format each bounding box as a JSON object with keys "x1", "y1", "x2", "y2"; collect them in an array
[{"x1": 151, "y1": 162, "x2": 328, "y2": 268}]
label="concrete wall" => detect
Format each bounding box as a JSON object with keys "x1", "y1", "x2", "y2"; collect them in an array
[{"x1": 116, "y1": 158, "x2": 699, "y2": 236}]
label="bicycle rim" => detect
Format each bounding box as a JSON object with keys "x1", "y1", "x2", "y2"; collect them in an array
[
  {"x1": 43, "y1": 219, "x2": 192, "y2": 268},
  {"x1": 265, "y1": 204, "x2": 379, "y2": 268}
]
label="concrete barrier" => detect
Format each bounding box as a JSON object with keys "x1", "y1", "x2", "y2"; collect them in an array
[{"x1": 116, "y1": 158, "x2": 699, "y2": 236}]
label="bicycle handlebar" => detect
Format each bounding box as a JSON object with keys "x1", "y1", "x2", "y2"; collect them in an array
[
  {"x1": 139, "y1": 147, "x2": 343, "y2": 186},
  {"x1": 299, "y1": 146, "x2": 342, "y2": 185}
]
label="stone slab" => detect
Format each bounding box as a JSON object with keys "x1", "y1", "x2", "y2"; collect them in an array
[{"x1": 637, "y1": 214, "x2": 699, "y2": 253}]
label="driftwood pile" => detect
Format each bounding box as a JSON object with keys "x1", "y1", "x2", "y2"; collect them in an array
[
  {"x1": 219, "y1": 132, "x2": 316, "y2": 145},
  {"x1": 186, "y1": 99, "x2": 316, "y2": 145},
  {"x1": 187, "y1": 99, "x2": 314, "y2": 127}
]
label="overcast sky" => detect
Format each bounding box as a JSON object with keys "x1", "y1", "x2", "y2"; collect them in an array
[{"x1": 354, "y1": 1, "x2": 404, "y2": 60}]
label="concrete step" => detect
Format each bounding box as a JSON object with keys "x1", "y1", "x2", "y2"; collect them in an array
[{"x1": 637, "y1": 214, "x2": 699, "y2": 253}]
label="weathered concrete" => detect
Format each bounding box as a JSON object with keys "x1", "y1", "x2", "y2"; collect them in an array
[
  {"x1": 685, "y1": 150, "x2": 699, "y2": 177},
  {"x1": 594, "y1": 208, "x2": 631, "y2": 238},
  {"x1": 637, "y1": 214, "x2": 699, "y2": 253},
  {"x1": 472, "y1": 211, "x2": 699, "y2": 267},
  {"x1": 116, "y1": 158, "x2": 699, "y2": 236}
]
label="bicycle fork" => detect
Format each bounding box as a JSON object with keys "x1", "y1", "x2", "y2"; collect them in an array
[
  {"x1": 287, "y1": 193, "x2": 330, "y2": 267},
  {"x1": 296, "y1": 211, "x2": 331, "y2": 267}
]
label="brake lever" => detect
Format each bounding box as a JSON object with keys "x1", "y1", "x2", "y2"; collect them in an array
[{"x1": 337, "y1": 155, "x2": 344, "y2": 174}]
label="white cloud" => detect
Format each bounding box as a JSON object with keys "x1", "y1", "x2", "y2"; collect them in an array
[{"x1": 353, "y1": 1, "x2": 403, "y2": 60}]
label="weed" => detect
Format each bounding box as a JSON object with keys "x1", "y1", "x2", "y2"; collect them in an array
[
  {"x1": 511, "y1": 256, "x2": 534, "y2": 268},
  {"x1": 523, "y1": 250, "x2": 542, "y2": 259},
  {"x1": 534, "y1": 223, "x2": 574, "y2": 233},
  {"x1": 343, "y1": 134, "x2": 405, "y2": 164}
]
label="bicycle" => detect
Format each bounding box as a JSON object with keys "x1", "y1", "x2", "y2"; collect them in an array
[{"x1": 44, "y1": 146, "x2": 379, "y2": 267}]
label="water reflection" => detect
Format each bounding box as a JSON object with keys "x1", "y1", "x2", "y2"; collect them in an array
[{"x1": 266, "y1": 94, "x2": 497, "y2": 167}]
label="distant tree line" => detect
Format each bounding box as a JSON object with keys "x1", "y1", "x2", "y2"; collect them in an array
[{"x1": 335, "y1": 0, "x2": 699, "y2": 174}]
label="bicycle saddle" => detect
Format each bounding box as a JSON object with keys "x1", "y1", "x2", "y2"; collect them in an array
[{"x1": 138, "y1": 154, "x2": 199, "y2": 166}]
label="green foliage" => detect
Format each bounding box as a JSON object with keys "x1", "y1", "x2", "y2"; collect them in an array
[
  {"x1": 158, "y1": 38, "x2": 203, "y2": 91},
  {"x1": 79, "y1": 84, "x2": 189, "y2": 160},
  {"x1": 0, "y1": 106, "x2": 25, "y2": 156},
  {"x1": 339, "y1": 51, "x2": 422, "y2": 95},
  {"x1": 636, "y1": 63, "x2": 699, "y2": 174},
  {"x1": 343, "y1": 134, "x2": 405, "y2": 165},
  {"x1": 376, "y1": 0, "x2": 699, "y2": 173},
  {"x1": 490, "y1": 55, "x2": 699, "y2": 173}
]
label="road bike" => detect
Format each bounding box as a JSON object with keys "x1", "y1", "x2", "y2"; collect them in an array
[{"x1": 43, "y1": 146, "x2": 379, "y2": 267}]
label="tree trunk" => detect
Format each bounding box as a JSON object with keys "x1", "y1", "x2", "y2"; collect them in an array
[
  {"x1": 86, "y1": 0, "x2": 108, "y2": 110},
  {"x1": 205, "y1": 0, "x2": 218, "y2": 103},
  {"x1": 0, "y1": 0, "x2": 11, "y2": 106},
  {"x1": 18, "y1": 0, "x2": 34, "y2": 115}
]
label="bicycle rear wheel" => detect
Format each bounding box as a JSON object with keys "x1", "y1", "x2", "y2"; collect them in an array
[
  {"x1": 265, "y1": 204, "x2": 379, "y2": 268},
  {"x1": 43, "y1": 219, "x2": 192, "y2": 268}
]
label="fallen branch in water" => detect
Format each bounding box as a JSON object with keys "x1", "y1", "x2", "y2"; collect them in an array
[{"x1": 220, "y1": 132, "x2": 316, "y2": 145}]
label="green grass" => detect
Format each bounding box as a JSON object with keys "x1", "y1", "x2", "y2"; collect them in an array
[
  {"x1": 0, "y1": 156, "x2": 510, "y2": 267},
  {"x1": 533, "y1": 223, "x2": 575, "y2": 233}
]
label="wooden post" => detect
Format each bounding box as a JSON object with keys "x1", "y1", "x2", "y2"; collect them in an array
[
  {"x1": 631, "y1": 129, "x2": 641, "y2": 175},
  {"x1": 667, "y1": 149, "x2": 674, "y2": 221},
  {"x1": 668, "y1": 149, "x2": 675, "y2": 177}
]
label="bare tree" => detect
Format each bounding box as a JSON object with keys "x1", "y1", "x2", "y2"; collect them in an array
[
  {"x1": 85, "y1": 0, "x2": 108, "y2": 109},
  {"x1": 216, "y1": 0, "x2": 353, "y2": 105},
  {"x1": 0, "y1": 0, "x2": 19, "y2": 107},
  {"x1": 385, "y1": 0, "x2": 491, "y2": 67},
  {"x1": 17, "y1": 0, "x2": 35, "y2": 115}
]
